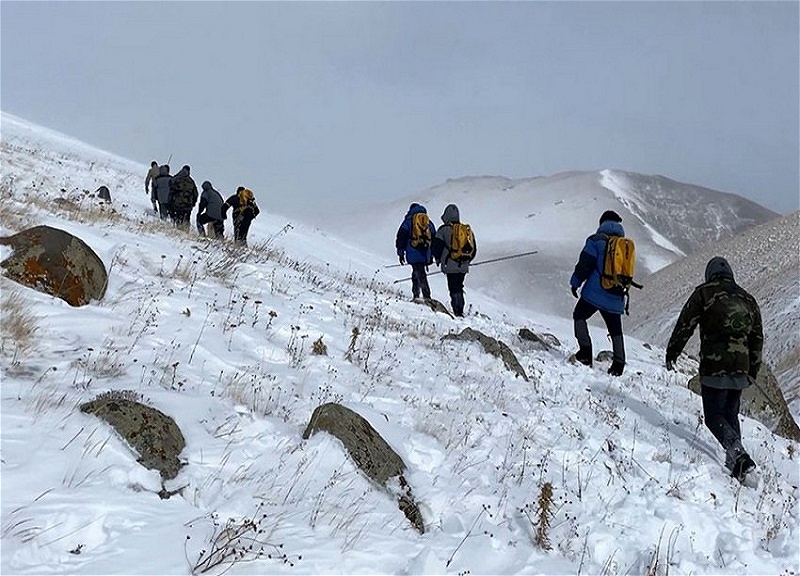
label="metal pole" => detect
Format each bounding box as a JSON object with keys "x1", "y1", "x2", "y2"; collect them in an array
[{"x1": 392, "y1": 250, "x2": 538, "y2": 283}]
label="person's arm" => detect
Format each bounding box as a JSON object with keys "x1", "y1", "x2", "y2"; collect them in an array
[
  {"x1": 748, "y1": 301, "x2": 764, "y2": 379},
  {"x1": 570, "y1": 239, "x2": 598, "y2": 289},
  {"x1": 666, "y1": 288, "x2": 703, "y2": 363}
]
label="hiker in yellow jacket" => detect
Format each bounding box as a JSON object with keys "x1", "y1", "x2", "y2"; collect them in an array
[{"x1": 223, "y1": 187, "x2": 260, "y2": 246}]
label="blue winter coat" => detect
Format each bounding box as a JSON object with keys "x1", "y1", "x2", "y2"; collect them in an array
[
  {"x1": 395, "y1": 204, "x2": 436, "y2": 264},
  {"x1": 570, "y1": 220, "x2": 626, "y2": 314}
]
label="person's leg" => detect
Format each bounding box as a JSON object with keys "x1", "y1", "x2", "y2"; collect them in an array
[
  {"x1": 212, "y1": 220, "x2": 225, "y2": 238},
  {"x1": 701, "y1": 386, "x2": 741, "y2": 452},
  {"x1": 238, "y1": 218, "x2": 252, "y2": 246},
  {"x1": 419, "y1": 265, "x2": 431, "y2": 299},
  {"x1": 572, "y1": 299, "x2": 597, "y2": 365},
  {"x1": 599, "y1": 309, "x2": 625, "y2": 375},
  {"x1": 410, "y1": 263, "x2": 423, "y2": 299},
  {"x1": 197, "y1": 213, "x2": 211, "y2": 235},
  {"x1": 447, "y1": 273, "x2": 465, "y2": 316}
]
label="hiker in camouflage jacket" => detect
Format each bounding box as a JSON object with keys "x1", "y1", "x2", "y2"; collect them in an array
[
  {"x1": 665, "y1": 256, "x2": 763, "y2": 480},
  {"x1": 168, "y1": 165, "x2": 198, "y2": 230}
]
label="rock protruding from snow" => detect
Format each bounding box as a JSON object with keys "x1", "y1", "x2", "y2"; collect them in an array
[
  {"x1": 518, "y1": 328, "x2": 561, "y2": 351},
  {"x1": 80, "y1": 391, "x2": 187, "y2": 481},
  {"x1": 302, "y1": 402, "x2": 425, "y2": 533},
  {"x1": 443, "y1": 327, "x2": 528, "y2": 381},
  {"x1": 0, "y1": 225, "x2": 108, "y2": 306}
]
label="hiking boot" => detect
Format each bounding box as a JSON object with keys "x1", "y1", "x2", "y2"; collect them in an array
[
  {"x1": 608, "y1": 361, "x2": 625, "y2": 376},
  {"x1": 731, "y1": 453, "x2": 756, "y2": 480},
  {"x1": 574, "y1": 347, "x2": 593, "y2": 367}
]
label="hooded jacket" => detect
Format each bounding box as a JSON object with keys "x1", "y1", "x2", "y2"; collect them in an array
[
  {"x1": 666, "y1": 257, "x2": 763, "y2": 387},
  {"x1": 198, "y1": 181, "x2": 226, "y2": 221},
  {"x1": 431, "y1": 204, "x2": 476, "y2": 274},
  {"x1": 395, "y1": 203, "x2": 436, "y2": 265},
  {"x1": 168, "y1": 166, "x2": 198, "y2": 210},
  {"x1": 154, "y1": 165, "x2": 172, "y2": 205},
  {"x1": 570, "y1": 220, "x2": 627, "y2": 314}
]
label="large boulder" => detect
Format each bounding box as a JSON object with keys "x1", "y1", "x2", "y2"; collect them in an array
[
  {"x1": 80, "y1": 391, "x2": 186, "y2": 481},
  {"x1": 688, "y1": 365, "x2": 800, "y2": 442},
  {"x1": 0, "y1": 225, "x2": 107, "y2": 306},
  {"x1": 303, "y1": 402, "x2": 424, "y2": 533},
  {"x1": 443, "y1": 327, "x2": 528, "y2": 381}
]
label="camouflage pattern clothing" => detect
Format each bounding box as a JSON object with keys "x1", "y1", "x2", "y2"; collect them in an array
[
  {"x1": 168, "y1": 166, "x2": 198, "y2": 212},
  {"x1": 666, "y1": 257, "x2": 763, "y2": 389}
]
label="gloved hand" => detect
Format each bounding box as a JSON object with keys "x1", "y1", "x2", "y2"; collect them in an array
[
  {"x1": 665, "y1": 357, "x2": 676, "y2": 371},
  {"x1": 571, "y1": 286, "x2": 579, "y2": 299},
  {"x1": 399, "y1": 255, "x2": 405, "y2": 265}
]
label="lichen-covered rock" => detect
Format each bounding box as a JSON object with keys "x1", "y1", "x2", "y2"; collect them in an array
[
  {"x1": 518, "y1": 328, "x2": 561, "y2": 351},
  {"x1": 80, "y1": 391, "x2": 186, "y2": 480},
  {"x1": 443, "y1": 327, "x2": 528, "y2": 381},
  {"x1": 303, "y1": 402, "x2": 424, "y2": 533},
  {"x1": 688, "y1": 364, "x2": 800, "y2": 442},
  {"x1": 414, "y1": 297, "x2": 453, "y2": 318},
  {"x1": 0, "y1": 225, "x2": 107, "y2": 306}
]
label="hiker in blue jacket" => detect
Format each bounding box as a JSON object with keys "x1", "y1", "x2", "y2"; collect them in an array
[
  {"x1": 395, "y1": 203, "x2": 436, "y2": 300},
  {"x1": 569, "y1": 210, "x2": 627, "y2": 376}
]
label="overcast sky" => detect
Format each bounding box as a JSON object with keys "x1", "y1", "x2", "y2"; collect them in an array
[{"x1": 2, "y1": 1, "x2": 798, "y2": 216}]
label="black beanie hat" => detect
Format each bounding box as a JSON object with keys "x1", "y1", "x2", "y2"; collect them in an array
[{"x1": 599, "y1": 210, "x2": 623, "y2": 224}]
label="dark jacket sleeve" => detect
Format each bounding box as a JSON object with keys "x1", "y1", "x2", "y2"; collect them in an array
[
  {"x1": 395, "y1": 222, "x2": 409, "y2": 256},
  {"x1": 571, "y1": 248, "x2": 596, "y2": 288},
  {"x1": 748, "y1": 301, "x2": 764, "y2": 379},
  {"x1": 198, "y1": 195, "x2": 208, "y2": 214},
  {"x1": 431, "y1": 235, "x2": 446, "y2": 264},
  {"x1": 666, "y1": 288, "x2": 703, "y2": 362}
]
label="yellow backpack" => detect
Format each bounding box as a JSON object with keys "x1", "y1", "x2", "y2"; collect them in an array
[
  {"x1": 449, "y1": 222, "x2": 476, "y2": 263},
  {"x1": 409, "y1": 212, "x2": 432, "y2": 249},
  {"x1": 601, "y1": 235, "x2": 641, "y2": 291}
]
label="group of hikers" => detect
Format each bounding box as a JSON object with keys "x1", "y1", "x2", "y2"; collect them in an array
[
  {"x1": 144, "y1": 161, "x2": 260, "y2": 246},
  {"x1": 397, "y1": 204, "x2": 763, "y2": 482}
]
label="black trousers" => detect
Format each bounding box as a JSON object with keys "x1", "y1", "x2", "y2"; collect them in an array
[
  {"x1": 446, "y1": 272, "x2": 466, "y2": 316},
  {"x1": 172, "y1": 208, "x2": 192, "y2": 230},
  {"x1": 572, "y1": 298, "x2": 625, "y2": 363},
  {"x1": 197, "y1": 213, "x2": 225, "y2": 238},
  {"x1": 410, "y1": 263, "x2": 431, "y2": 299},
  {"x1": 234, "y1": 216, "x2": 253, "y2": 246},
  {"x1": 572, "y1": 298, "x2": 622, "y2": 336},
  {"x1": 701, "y1": 386, "x2": 742, "y2": 451}
]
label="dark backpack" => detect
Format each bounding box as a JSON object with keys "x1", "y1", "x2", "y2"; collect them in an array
[{"x1": 409, "y1": 212, "x2": 432, "y2": 249}]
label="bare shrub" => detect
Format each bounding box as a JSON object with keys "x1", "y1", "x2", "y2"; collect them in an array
[
  {"x1": 1, "y1": 289, "x2": 39, "y2": 365},
  {"x1": 312, "y1": 335, "x2": 328, "y2": 356}
]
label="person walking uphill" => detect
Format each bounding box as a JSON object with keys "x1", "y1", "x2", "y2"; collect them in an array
[
  {"x1": 145, "y1": 160, "x2": 159, "y2": 212},
  {"x1": 431, "y1": 203, "x2": 476, "y2": 317},
  {"x1": 168, "y1": 165, "x2": 198, "y2": 230},
  {"x1": 569, "y1": 210, "x2": 627, "y2": 376},
  {"x1": 223, "y1": 187, "x2": 260, "y2": 246},
  {"x1": 395, "y1": 203, "x2": 436, "y2": 300},
  {"x1": 665, "y1": 256, "x2": 763, "y2": 481},
  {"x1": 196, "y1": 181, "x2": 226, "y2": 238},
  {"x1": 153, "y1": 164, "x2": 172, "y2": 220}
]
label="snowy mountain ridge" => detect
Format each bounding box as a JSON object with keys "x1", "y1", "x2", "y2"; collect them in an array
[{"x1": 1, "y1": 112, "x2": 798, "y2": 575}]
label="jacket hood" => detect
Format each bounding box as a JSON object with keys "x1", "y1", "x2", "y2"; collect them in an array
[
  {"x1": 597, "y1": 220, "x2": 625, "y2": 237},
  {"x1": 404, "y1": 203, "x2": 427, "y2": 220},
  {"x1": 175, "y1": 166, "x2": 189, "y2": 178},
  {"x1": 441, "y1": 204, "x2": 460, "y2": 224},
  {"x1": 201, "y1": 181, "x2": 212, "y2": 191},
  {"x1": 158, "y1": 165, "x2": 170, "y2": 176},
  {"x1": 705, "y1": 256, "x2": 735, "y2": 282}
]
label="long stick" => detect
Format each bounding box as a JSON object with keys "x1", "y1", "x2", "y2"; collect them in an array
[{"x1": 392, "y1": 250, "x2": 538, "y2": 283}]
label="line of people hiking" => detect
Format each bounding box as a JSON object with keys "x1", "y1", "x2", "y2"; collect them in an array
[
  {"x1": 398, "y1": 204, "x2": 762, "y2": 482},
  {"x1": 145, "y1": 161, "x2": 260, "y2": 246}
]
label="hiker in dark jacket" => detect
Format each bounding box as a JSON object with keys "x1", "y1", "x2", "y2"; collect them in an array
[
  {"x1": 145, "y1": 161, "x2": 159, "y2": 212},
  {"x1": 666, "y1": 256, "x2": 763, "y2": 480},
  {"x1": 569, "y1": 210, "x2": 627, "y2": 376},
  {"x1": 395, "y1": 203, "x2": 436, "y2": 300},
  {"x1": 168, "y1": 165, "x2": 198, "y2": 230},
  {"x1": 431, "y1": 203, "x2": 475, "y2": 317},
  {"x1": 153, "y1": 164, "x2": 172, "y2": 220},
  {"x1": 223, "y1": 187, "x2": 260, "y2": 246},
  {"x1": 196, "y1": 181, "x2": 226, "y2": 238}
]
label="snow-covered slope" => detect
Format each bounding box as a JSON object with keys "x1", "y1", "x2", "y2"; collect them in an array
[
  {"x1": 1, "y1": 113, "x2": 798, "y2": 575},
  {"x1": 317, "y1": 170, "x2": 777, "y2": 318},
  {"x1": 628, "y1": 211, "x2": 800, "y2": 418}
]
